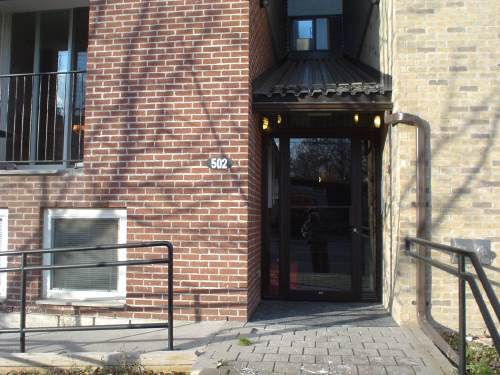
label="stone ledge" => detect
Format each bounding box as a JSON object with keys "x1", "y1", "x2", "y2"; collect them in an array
[
  {"x1": 36, "y1": 299, "x2": 126, "y2": 308},
  {"x1": 0, "y1": 350, "x2": 196, "y2": 373}
]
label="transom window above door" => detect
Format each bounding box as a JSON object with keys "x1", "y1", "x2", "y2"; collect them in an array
[{"x1": 0, "y1": 7, "x2": 89, "y2": 168}]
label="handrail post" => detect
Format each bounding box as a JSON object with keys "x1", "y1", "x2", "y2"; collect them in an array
[
  {"x1": 167, "y1": 243, "x2": 174, "y2": 350},
  {"x1": 458, "y1": 254, "x2": 466, "y2": 375},
  {"x1": 19, "y1": 253, "x2": 27, "y2": 353}
]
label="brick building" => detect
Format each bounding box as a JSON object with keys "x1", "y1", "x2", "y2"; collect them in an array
[{"x1": 0, "y1": 0, "x2": 498, "y2": 338}]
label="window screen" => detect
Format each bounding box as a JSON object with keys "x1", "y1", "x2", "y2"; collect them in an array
[{"x1": 52, "y1": 218, "x2": 118, "y2": 291}]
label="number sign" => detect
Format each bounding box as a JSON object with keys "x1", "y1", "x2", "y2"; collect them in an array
[{"x1": 207, "y1": 157, "x2": 233, "y2": 170}]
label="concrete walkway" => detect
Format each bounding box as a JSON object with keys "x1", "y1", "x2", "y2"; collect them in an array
[
  {"x1": 0, "y1": 320, "x2": 224, "y2": 372},
  {"x1": 192, "y1": 302, "x2": 455, "y2": 375},
  {"x1": 0, "y1": 302, "x2": 455, "y2": 374},
  {"x1": 0, "y1": 320, "x2": 225, "y2": 353}
]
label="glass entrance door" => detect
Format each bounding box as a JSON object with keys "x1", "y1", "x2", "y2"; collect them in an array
[
  {"x1": 263, "y1": 135, "x2": 378, "y2": 301},
  {"x1": 289, "y1": 138, "x2": 356, "y2": 299}
]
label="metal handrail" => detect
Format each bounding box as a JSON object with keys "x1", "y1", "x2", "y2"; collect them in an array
[
  {"x1": 0, "y1": 70, "x2": 86, "y2": 78},
  {"x1": 405, "y1": 237, "x2": 500, "y2": 375},
  {"x1": 0, "y1": 241, "x2": 174, "y2": 353}
]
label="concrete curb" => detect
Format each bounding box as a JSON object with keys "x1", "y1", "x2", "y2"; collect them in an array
[
  {"x1": 0, "y1": 350, "x2": 197, "y2": 373},
  {"x1": 401, "y1": 324, "x2": 457, "y2": 375}
]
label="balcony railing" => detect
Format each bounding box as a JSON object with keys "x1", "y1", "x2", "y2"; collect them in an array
[{"x1": 0, "y1": 71, "x2": 86, "y2": 167}]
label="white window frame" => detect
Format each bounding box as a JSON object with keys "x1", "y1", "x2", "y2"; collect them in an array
[
  {"x1": 43, "y1": 208, "x2": 127, "y2": 301},
  {"x1": 0, "y1": 209, "x2": 8, "y2": 299}
]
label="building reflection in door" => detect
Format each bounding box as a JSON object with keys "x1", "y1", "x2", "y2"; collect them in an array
[
  {"x1": 290, "y1": 138, "x2": 352, "y2": 293},
  {"x1": 300, "y1": 209, "x2": 329, "y2": 273}
]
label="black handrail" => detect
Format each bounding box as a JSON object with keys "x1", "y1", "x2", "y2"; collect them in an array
[
  {"x1": 0, "y1": 241, "x2": 174, "y2": 353},
  {"x1": 405, "y1": 237, "x2": 500, "y2": 375},
  {"x1": 0, "y1": 70, "x2": 86, "y2": 78}
]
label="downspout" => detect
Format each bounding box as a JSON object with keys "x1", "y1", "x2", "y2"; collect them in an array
[{"x1": 384, "y1": 112, "x2": 458, "y2": 363}]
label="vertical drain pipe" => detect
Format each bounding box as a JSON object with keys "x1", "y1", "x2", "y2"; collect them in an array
[{"x1": 384, "y1": 112, "x2": 458, "y2": 363}]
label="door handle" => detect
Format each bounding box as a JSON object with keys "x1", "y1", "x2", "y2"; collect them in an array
[{"x1": 352, "y1": 227, "x2": 359, "y2": 234}]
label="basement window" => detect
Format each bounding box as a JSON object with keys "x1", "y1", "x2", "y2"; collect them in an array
[
  {"x1": 292, "y1": 18, "x2": 330, "y2": 51},
  {"x1": 43, "y1": 209, "x2": 127, "y2": 300}
]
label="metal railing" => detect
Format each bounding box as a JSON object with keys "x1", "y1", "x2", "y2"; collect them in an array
[
  {"x1": 405, "y1": 237, "x2": 500, "y2": 375},
  {"x1": 0, "y1": 71, "x2": 86, "y2": 166},
  {"x1": 0, "y1": 241, "x2": 174, "y2": 353}
]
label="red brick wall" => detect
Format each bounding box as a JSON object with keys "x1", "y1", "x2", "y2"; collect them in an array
[
  {"x1": 0, "y1": 0, "x2": 261, "y2": 321},
  {"x1": 247, "y1": 0, "x2": 275, "y2": 316}
]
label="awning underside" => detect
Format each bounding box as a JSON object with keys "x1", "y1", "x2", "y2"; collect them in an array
[{"x1": 253, "y1": 54, "x2": 389, "y2": 100}]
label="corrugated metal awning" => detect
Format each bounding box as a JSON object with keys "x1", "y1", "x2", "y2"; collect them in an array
[{"x1": 253, "y1": 54, "x2": 389, "y2": 99}]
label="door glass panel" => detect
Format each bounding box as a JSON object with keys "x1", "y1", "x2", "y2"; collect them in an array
[
  {"x1": 361, "y1": 140, "x2": 376, "y2": 294},
  {"x1": 10, "y1": 13, "x2": 36, "y2": 74},
  {"x1": 38, "y1": 10, "x2": 70, "y2": 161},
  {"x1": 290, "y1": 138, "x2": 351, "y2": 207},
  {"x1": 289, "y1": 138, "x2": 352, "y2": 293},
  {"x1": 290, "y1": 207, "x2": 351, "y2": 292},
  {"x1": 7, "y1": 13, "x2": 36, "y2": 161},
  {"x1": 70, "y1": 8, "x2": 89, "y2": 161},
  {"x1": 264, "y1": 138, "x2": 280, "y2": 297}
]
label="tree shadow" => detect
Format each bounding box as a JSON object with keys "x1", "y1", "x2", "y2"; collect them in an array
[{"x1": 2, "y1": 0, "x2": 266, "y2": 327}]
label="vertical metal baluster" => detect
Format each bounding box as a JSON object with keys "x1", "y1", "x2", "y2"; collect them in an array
[
  {"x1": 44, "y1": 75, "x2": 50, "y2": 161},
  {"x1": 458, "y1": 254, "x2": 466, "y2": 375},
  {"x1": 78, "y1": 73, "x2": 84, "y2": 161},
  {"x1": 70, "y1": 72, "x2": 76, "y2": 162},
  {"x1": 36, "y1": 74, "x2": 43, "y2": 162},
  {"x1": 62, "y1": 71, "x2": 70, "y2": 166},
  {"x1": 167, "y1": 243, "x2": 174, "y2": 350},
  {"x1": 27, "y1": 75, "x2": 34, "y2": 162},
  {"x1": 4, "y1": 76, "x2": 12, "y2": 160},
  {"x1": 20, "y1": 76, "x2": 28, "y2": 161},
  {"x1": 13, "y1": 77, "x2": 18, "y2": 160},
  {"x1": 53, "y1": 73, "x2": 58, "y2": 161},
  {"x1": 20, "y1": 253, "x2": 27, "y2": 353}
]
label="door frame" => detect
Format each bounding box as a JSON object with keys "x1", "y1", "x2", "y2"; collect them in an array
[{"x1": 261, "y1": 125, "x2": 383, "y2": 302}]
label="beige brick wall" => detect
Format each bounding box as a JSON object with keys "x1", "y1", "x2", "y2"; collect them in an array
[{"x1": 387, "y1": 0, "x2": 500, "y2": 333}]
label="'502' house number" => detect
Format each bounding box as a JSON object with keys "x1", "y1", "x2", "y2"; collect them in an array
[{"x1": 207, "y1": 157, "x2": 233, "y2": 170}]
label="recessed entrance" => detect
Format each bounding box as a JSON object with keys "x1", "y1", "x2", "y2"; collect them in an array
[{"x1": 262, "y1": 115, "x2": 382, "y2": 302}]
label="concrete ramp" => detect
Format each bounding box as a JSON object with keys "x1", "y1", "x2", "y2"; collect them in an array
[{"x1": 192, "y1": 302, "x2": 455, "y2": 374}]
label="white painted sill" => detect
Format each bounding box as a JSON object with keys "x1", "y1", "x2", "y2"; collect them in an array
[{"x1": 36, "y1": 299, "x2": 126, "y2": 309}]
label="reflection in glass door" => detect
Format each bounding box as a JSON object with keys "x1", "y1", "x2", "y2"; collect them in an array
[
  {"x1": 289, "y1": 138, "x2": 354, "y2": 297},
  {"x1": 263, "y1": 138, "x2": 281, "y2": 297},
  {"x1": 263, "y1": 135, "x2": 378, "y2": 301}
]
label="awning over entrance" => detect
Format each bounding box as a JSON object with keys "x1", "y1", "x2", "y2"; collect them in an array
[{"x1": 253, "y1": 53, "x2": 391, "y2": 111}]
